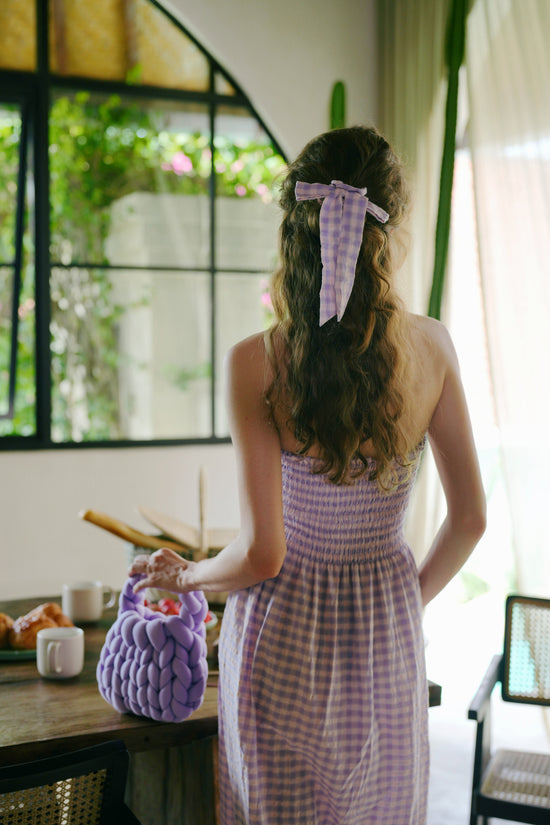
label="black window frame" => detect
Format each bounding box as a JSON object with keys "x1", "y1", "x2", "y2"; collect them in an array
[{"x1": 0, "y1": 0, "x2": 285, "y2": 451}]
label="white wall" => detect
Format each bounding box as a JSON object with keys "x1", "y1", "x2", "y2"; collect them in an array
[
  {"x1": 165, "y1": 0, "x2": 378, "y2": 158},
  {"x1": 1, "y1": 0, "x2": 377, "y2": 600},
  {"x1": 2, "y1": 445, "x2": 238, "y2": 599}
]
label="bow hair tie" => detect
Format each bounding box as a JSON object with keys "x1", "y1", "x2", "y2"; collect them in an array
[{"x1": 295, "y1": 179, "x2": 389, "y2": 326}]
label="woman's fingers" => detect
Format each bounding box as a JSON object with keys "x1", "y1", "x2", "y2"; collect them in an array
[
  {"x1": 128, "y1": 554, "x2": 152, "y2": 577},
  {"x1": 129, "y1": 547, "x2": 189, "y2": 594},
  {"x1": 133, "y1": 576, "x2": 152, "y2": 594}
]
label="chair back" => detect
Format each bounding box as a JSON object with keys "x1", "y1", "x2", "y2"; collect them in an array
[
  {"x1": 502, "y1": 594, "x2": 550, "y2": 706},
  {"x1": 0, "y1": 740, "x2": 131, "y2": 824}
]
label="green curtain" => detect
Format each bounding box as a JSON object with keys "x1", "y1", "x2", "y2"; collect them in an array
[{"x1": 427, "y1": 0, "x2": 468, "y2": 319}]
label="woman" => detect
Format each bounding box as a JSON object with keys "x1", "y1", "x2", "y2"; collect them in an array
[{"x1": 130, "y1": 126, "x2": 486, "y2": 825}]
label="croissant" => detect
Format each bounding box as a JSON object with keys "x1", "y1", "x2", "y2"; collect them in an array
[
  {"x1": 8, "y1": 602, "x2": 74, "y2": 650},
  {"x1": 0, "y1": 612, "x2": 14, "y2": 648}
]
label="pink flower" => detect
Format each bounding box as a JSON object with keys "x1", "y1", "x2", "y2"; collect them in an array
[
  {"x1": 18, "y1": 298, "x2": 35, "y2": 320},
  {"x1": 256, "y1": 184, "x2": 268, "y2": 196},
  {"x1": 261, "y1": 292, "x2": 273, "y2": 310},
  {"x1": 171, "y1": 152, "x2": 193, "y2": 175},
  {"x1": 235, "y1": 184, "x2": 247, "y2": 197}
]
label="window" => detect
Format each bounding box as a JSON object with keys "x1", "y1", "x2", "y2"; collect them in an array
[{"x1": 0, "y1": 0, "x2": 286, "y2": 447}]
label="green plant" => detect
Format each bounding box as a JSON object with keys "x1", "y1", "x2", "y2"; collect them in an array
[
  {"x1": 330, "y1": 81, "x2": 346, "y2": 130},
  {"x1": 0, "y1": 106, "x2": 36, "y2": 435}
]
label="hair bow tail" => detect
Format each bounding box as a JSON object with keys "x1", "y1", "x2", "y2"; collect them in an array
[{"x1": 294, "y1": 179, "x2": 388, "y2": 326}]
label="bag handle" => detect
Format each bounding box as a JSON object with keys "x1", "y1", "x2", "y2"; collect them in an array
[{"x1": 118, "y1": 575, "x2": 208, "y2": 627}]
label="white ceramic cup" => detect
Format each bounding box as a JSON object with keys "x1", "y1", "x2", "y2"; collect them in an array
[
  {"x1": 62, "y1": 581, "x2": 116, "y2": 623},
  {"x1": 36, "y1": 626, "x2": 85, "y2": 679}
]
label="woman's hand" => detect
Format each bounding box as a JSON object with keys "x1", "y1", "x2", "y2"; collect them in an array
[{"x1": 129, "y1": 547, "x2": 197, "y2": 595}]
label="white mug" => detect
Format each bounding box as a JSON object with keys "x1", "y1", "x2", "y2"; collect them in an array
[
  {"x1": 36, "y1": 626, "x2": 84, "y2": 680},
  {"x1": 62, "y1": 581, "x2": 116, "y2": 623}
]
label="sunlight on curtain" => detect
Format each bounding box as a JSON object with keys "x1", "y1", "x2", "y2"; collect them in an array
[
  {"x1": 466, "y1": 0, "x2": 550, "y2": 596},
  {"x1": 377, "y1": 0, "x2": 450, "y2": 563},
  {"x1": 445, "y1": 144, "x2": 516, "y2": 601}
]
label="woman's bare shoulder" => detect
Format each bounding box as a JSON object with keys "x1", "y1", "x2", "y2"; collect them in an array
[
  {"x1": 225, "y1": 332, "x2": 267, "y2": 372},
  {"x1": 224, "y1": 332, "x2": 273, "y2": 401},
  {"x1": 407, "y1": 313, "x2": 458, "y2": 368},
  {"x1": 398, "y1": 313, "x2": 460, "y2": 440},
  {"x1": 227, "y1": 330, "x2": 266, "y2": 357}
]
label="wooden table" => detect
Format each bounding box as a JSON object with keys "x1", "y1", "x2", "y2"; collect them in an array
[
  {"x1": 0, "y1": 596, "x2": 441, "y2": 823},
  {"x1": 0, "y1": 596, "x2": 219, "y2": 825}
]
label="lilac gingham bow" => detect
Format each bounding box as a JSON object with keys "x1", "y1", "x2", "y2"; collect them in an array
[{"x1": 295, "y1": 180, "x2": 389, "y2": 325}]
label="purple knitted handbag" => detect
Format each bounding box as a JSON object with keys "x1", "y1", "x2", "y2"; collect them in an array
[{"x1": 96, "y1": 575, "x2": 208, "y2": 723}]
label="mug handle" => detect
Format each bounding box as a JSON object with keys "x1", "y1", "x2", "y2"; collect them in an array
[
  {"x1": 47, "y1": 641, "x2": 62, "y2": 674},
  {"x1": 103, "y1": 587, "x2": 116, "y2": 609}
]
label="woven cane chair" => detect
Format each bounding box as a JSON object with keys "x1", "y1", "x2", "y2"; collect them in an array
[
  {"x1": 468, "y1": 594, "x2": 550, "y2": 825},
  {"x1": 0, "y1": 740, "x2": 141, "y2": 824}
]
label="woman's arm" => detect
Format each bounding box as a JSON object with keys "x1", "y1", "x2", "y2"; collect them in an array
[
  {"x1": 130, "y1": 333, "x2": 287, "y2": 595},
  {"x1": 417, "y1": 325, "x2": 487, "y2": 606}
]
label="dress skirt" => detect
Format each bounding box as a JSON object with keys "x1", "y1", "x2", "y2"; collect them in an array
[{"x1": 218, "y1": 448, "x2": 429, "y2": 825}]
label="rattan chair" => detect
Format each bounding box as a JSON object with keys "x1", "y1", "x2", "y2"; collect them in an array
[
  {"x1": 0, "y1": 740, "x2": 141, "y2": 824},
  {"x1": 468, "y1": 594, "x2": 550, "y2": 825}
]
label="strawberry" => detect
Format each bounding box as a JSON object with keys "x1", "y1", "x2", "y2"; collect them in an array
[{"x1": 158, "y1": 598, "x2": 179, "y2": 615}]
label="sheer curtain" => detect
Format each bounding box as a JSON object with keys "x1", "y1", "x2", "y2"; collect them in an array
[
  {"x1": 378, "y1": 0, "x2": 550, "y2": 595},
  {"x1": 377, "y1": 0, "x2": 451, "y2": 562},
  {"x1": 378, "y1": 0, "x2": 449, "y2": 316},
  {"x1": 466, "y1": 0, "x2": 550, "y2": 596}
]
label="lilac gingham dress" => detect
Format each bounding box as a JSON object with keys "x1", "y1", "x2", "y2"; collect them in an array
[{"x1": 218, "y1": 443, "x2": 429, "y2": 825}]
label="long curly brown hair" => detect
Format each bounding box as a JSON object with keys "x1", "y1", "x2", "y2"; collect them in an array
[{"x1": 265, "y1": 126, "x2": 413, "y2": 487}]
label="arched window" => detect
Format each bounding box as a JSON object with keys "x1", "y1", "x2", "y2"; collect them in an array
[{"x1": 0, "y1": 0, "x2": 286, "y2": 446}]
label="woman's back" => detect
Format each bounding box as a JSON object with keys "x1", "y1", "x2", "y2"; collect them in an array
[
  {"x1": 260, "y1": 310, "x2": 451, "y2": 465},
  {"x1": 281, "y1": 440, "x2": 425, "y2": 562}
]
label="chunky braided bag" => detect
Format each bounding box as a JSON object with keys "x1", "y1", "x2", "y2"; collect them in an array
[{"x1": 96, "y1": 575, "x2": 208, "y2": 723}]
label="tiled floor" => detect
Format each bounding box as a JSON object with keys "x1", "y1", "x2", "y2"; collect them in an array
[{"x1": 424, "y1": 592, "x2": 549, "y2": 825}]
